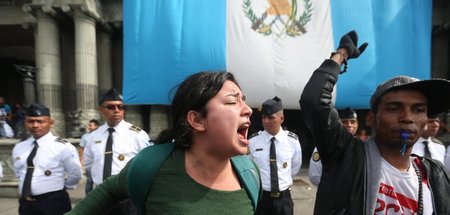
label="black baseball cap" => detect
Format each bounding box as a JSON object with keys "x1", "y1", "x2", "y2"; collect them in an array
[{"x1": 370, "y1": 76, "x2": 450, "y2": 115}]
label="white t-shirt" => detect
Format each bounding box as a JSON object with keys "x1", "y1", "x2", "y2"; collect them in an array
[{"x1": 375, "y1": 158, "x2": 433, "y2": 215}]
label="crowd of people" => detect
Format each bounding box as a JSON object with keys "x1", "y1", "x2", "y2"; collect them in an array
[{"x1": 2, "y1": 30, "x2": 450, "y2": 215}]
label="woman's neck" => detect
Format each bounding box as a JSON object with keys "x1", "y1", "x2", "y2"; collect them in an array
[{"x1": 184, "y1": 145, "x2": 241, "y2": 191}]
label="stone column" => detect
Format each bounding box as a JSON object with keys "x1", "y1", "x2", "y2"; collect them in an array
[
  {"x1": 125, "y1": 106, "x2": 144, "y2": 130},
  {"x1": 149, "y1": 105, "x2": 170, "y2": 140},
  {"x1": 14, "y1": 65, "x2": 37, "y2": 106},
  {"x1": 60, "y1": 29, "x2": 79, "y2": 137},
  {"x1": 73, "y1": 8, "x2": 100, "y2": 129},
  {"x1": 34, "y1": 9, "x2": 65, "y2": 136},
  {"x1": 97, "y1": 28, "x2": 113, "y2": 95},
  {"x1": 23, "y1": 77, "x2": 36, "y2": 106}
]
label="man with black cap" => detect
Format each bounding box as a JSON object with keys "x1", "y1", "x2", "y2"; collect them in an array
[
  {"x1": 248, "y1": 96, "x2": 302, "y2": 215},
  {"x1": 412, "y1": 114, "x2": 446, "y2": 164},
  {"x1": 12, "y1": 103, "x2": 82, "y2": 215},
  {"x1": 83, "y1": 88, "x2": 150, "y2": 214},
  {"x1": 300, "y1": 30, "x2": 450, "y2": 214},
  {"x1": 308, "y1": 107, "x2": 359, "y2": 187}
]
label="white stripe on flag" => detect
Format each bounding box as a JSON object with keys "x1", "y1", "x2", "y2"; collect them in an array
[{"x1": 227, "y1": 0, "x2": 334, "y2": 109}]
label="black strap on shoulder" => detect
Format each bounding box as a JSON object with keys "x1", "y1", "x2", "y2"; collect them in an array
[{"x1": 127, "y1": 142, "x2": 175, "y2": 215}]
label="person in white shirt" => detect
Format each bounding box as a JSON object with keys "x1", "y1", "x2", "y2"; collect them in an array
[
  {"x1": 412, "y1": 114, "x2": 446, "y2": 163},
  {"x1": 308, "y1": 107, "x2": 359, "y2": 187},
  {"x1": 300, "y1": 31, "x2": 450, "y2": 214},
  {"x1": 83, "y1": 88, "x2": 150, "y2": 215},
  {"x1": 79, "y1": 119, "x2": 100, "y2": 195},
  {"x1": 12, "y1": 103, "x2": 82, "y2": 215},
  {"x1": 248, "y1": 96, "x2": 302, "y2": 215},
  {"x1": 0, "y1": 107, "x2": 14, "y2": 138}
]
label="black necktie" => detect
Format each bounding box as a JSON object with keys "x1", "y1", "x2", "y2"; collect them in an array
[
  {"x1": 22, "y1": 141, "x2": 38, "y2": 197},
  {"x1": 103, "y1": 128, "x2": 115, "y2": 181},
  {"x1": 423, "y1": 140, "x2": 431, "y2": 158},
  {"x1": 270, "y1": 137, "x2": 280, "y2": 192}
]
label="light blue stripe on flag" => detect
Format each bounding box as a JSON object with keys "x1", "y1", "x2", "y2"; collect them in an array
[
  {"x1": 331, "y1": 0, "x2": 432, "y2": 109},
  {"x1": 124, "y1": 0, "x2": 432, "y2": 108},
  {"x1": 123, "y1": 0, "x2": 226, "y2": 104}
]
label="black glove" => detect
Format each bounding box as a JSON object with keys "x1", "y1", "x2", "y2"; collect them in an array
[{"x1": 338, "y1": 30, "x2": 368, "y2": 59}]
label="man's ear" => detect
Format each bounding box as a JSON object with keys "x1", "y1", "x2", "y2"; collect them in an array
[
  {"x1": 366, "y1": 111, "x2": 374, "y2": 127},
  {"x1": 49, "y1": 118, "x2": 55, "y2": 128},
  {"x1": 186, "y1": 110, "x2": 206, "y2": 132}
]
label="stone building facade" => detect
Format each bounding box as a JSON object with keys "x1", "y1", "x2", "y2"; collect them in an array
[
  {"x1": 0, "y1": 0, "x2": 449, "y2": 138},
  {"x1": 0, "y1": 0, "x2": 169, "y2": 139}
]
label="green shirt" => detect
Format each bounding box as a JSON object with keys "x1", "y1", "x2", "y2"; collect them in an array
[
  {"x1": 67, "y1": 148, "x2": 253, "y2": 215},
  {"x1": 147, "y1": 149, "x2": 252, "y2": 214}
]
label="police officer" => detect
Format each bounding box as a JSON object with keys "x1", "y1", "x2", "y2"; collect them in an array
[
  {"x1": 83, "y1": 88, "x2": 150, "y2": 215},
  {"x1": 308, "y1": 107, "x2": 359, "y2": 187},
  {"x1": 248, "y1": 96, "x2": 302, "y2": 215},
  {"x1": 412, "y1": 114, "x2": 446, "y2": 163},
  {"x1": 12, "y1": 103, "x2": 82, "y2": 215},
  {"x1": 79, "y1": 119, "x2": 100, "y2": 195}
]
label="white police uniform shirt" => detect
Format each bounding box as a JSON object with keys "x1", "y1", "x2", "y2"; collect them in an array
[
  {"x1": 248, "y1": 128, "x2": 302, "y2": 192},
  {"x1": 412, "y1": 137, "x2": 446, "y2": 163},
  {"x1": 0, "y1": 120, "x2": 14, "y2": 138},
  {"x1": 84, "y1": 120, "x2": 151, "y2": 185},
  {"x1": 12, "y1": 132, "x2": 82, "y2": 195},
  {"x1": 308, "y1": 147, "x2": 322, "y2": 187}
]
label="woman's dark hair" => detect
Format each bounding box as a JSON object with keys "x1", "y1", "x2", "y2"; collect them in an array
[
  {"x1": 154, "y1": 128, "x2": 174, "y2": 144},
  {"x1": 168, "y1": 71, "x2": 239, "y2": 149}
]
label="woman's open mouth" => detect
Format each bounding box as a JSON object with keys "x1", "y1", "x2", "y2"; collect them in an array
[{"x1": 237, "y1": 122, "x2": 251, "y2": 144}]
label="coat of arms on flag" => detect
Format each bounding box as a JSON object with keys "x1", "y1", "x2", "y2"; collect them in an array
[{"x1": 243, "y1": 0, "x2": 313, "y2": 37}]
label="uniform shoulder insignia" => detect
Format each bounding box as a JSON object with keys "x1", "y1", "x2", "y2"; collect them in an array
[
  {"x1": 55, "y1": 138, "x2": 69, "y2": 144},
  {"x1": 431, "y1": 137, "x2": 444, "y2": 145},
  {"x1": 129, "y1": 125, "x2": 142, "y2": 133},
  {"x1": 287, "y1": 131, "x2": 299, "y2": 140},
  {"x1": 248, "y1": 131, "x2": 261, "y2": 139}
]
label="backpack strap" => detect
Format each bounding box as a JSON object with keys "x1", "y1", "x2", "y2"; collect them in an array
[
  {"x1": 127, "y1": 142, "x2": 176, "y2": 215},
  {"x1": 231, "y1": 155, "x2": 262, "y2": 211}
]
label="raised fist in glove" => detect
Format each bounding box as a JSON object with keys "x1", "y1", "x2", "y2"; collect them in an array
[{"x1": 338, "y1": 30, "x2": 368, "y2": 59}]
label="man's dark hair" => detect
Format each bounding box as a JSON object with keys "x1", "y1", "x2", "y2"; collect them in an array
[{"x1": 89, "y1": 119, "x2": 100, "y2": 126}]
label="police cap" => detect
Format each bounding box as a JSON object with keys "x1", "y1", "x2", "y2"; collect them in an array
[
  {"x1": 261, "y1": 96, "x2": 283, "y2": 116},
  {"x1": 26, "y1": 103, "x2": 50, "y2": 117},
  {"x1": 338, "y1": 107, "x2": 357, "y2": 119},
  {"x1": 99, "y1": 88, "x2": 123, "y2": 105}
]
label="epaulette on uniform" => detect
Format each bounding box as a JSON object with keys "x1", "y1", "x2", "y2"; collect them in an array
[
  {"x1": 55, "y1": 138, "x2": 69, "y2": 144},
  {"x1": 130, "y1": 125, "x2": 142, "y2": 133},
  {"x1": 248, "y1": 131, "x2": 261, "y2": 139},
  {"x1": 431, "y1": 137, "x2": 444, "y2": 145},
  {"x1": 287, "y1": 131, "x2": 299, "y2": 141}
]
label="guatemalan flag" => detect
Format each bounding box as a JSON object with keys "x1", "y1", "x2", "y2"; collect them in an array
[{"x1": 123, "y1": 0, "x2": 432, "y2": 109}]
